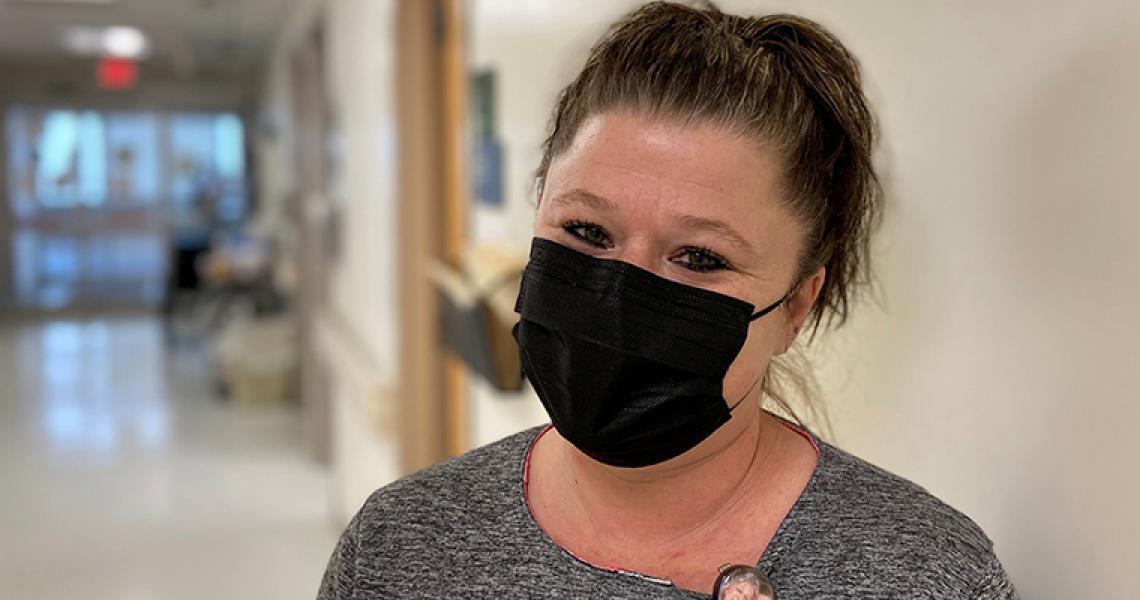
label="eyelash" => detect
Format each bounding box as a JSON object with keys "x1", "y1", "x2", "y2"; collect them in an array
[{"x1": 560, "y1": 219, "x2": 732, "y2": 273}]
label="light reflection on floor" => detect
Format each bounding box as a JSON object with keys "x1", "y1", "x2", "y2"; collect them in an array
[{"x1": 0, "y1": 315, "x2": 337, "y2": 600}]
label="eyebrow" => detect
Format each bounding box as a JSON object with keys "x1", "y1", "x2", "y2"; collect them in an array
[
  {"x1": 676, "y1": 214, "x2": 756, "y2": 254},
  {"x1": 549, "y1": 187, "x2": 756, "y2": 255},
  {"x1": 548, "y1": 188, "x2": 617, "y2": 212}
]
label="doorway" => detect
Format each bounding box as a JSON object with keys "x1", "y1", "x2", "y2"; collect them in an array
[{"x1": 2, "y1": 106, "x2": 248, "y2": 312}]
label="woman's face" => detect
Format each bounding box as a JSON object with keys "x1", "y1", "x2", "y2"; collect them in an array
[{"x1": 536, "y1": 110, "x2": 823, "y2": 439}]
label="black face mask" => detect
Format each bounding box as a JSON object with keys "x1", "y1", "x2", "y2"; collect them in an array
[{"x1": 511, "y1": 237, "x2": 788, "y2": 468}]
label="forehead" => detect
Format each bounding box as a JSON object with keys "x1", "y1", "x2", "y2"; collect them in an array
[{"x1": 542, "y1": 111, "x2": 788, "y2": 233}]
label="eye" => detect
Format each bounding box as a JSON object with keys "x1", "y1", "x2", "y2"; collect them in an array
[
  {"x1": 672, "y1": 246, "x2": 731, "y2": 272},
  {"x1": 562, "y1": 220, "x2": 613, "y2": 248}
]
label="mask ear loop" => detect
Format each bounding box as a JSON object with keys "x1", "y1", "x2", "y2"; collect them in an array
[
  {"x1": 748, "y1": 291, "x2": 790, "y2": 321},
  {"x1": 729, "y1": 288, "x2": 793, "y2": 415},
  {"x1": 727, "y1": 375, "x2": 762, "y2": 412},
  {"x1": 734, "y1": 285, "x2": 797, "y2": 410}
]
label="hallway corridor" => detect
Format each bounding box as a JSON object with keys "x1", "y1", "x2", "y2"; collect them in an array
[{"x1": 0, "y1": 316, "x2": 337, "y2": 599}]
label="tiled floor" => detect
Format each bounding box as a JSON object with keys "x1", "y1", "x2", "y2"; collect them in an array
[{"x1": 0, "y1": 315, "x2": 338, "y2": 600}]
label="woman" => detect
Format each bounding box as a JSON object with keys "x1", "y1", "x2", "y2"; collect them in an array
[{"x1": 319, "y1": 2, "x2": 1019, "y2": 598}]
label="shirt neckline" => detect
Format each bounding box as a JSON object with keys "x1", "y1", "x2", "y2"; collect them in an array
[{"x1": 516, "y1": 414, "x2": 827, "y2": 596}]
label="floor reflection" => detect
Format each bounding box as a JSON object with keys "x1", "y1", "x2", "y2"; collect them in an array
[
  {"x1": 0, "y1": 315, "x2": 336, "y2": 600},
  {"x1": 24, "y1": 320, "x2": 168, "y2": 456}
]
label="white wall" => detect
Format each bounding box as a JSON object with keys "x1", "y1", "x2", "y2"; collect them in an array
[
  {"x1": 258, "y1": 0, "x2": 401, "y2": 524},
  {"x1": 468, "y1": 1, "x2": 1140, "y2": 598},
  {"x1": 322, "y1": 0, "x2": 400, "y2": 375},
  {"x1": 465, "y1": 0, "x2": 644, "y2": 447}
]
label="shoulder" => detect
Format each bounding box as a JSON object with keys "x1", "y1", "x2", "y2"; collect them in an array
[
  {"x1": 778, "y1": 437, "x2": 1017, "y2": 597},
  {"x1": 343, "y1": 427, "x2": 539, "y2": 550},
  {"x1": 358, "y1": 426, "x2": 538, "y2": 529},
  {"x1": 317, "y1": 428, "x2": 542, "y2": 599},
  {"x1": 811, "y1": 440, "x2": 994, "y2": 552}
]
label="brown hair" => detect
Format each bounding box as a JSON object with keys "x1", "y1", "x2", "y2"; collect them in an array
[{"x1": 535, "y1": 1, "x2": 883, "y2": 429}]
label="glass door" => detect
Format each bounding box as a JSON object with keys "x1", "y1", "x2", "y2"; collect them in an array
[{"x1": 3, "y1": 106, "x2": 247, "y2": 311}]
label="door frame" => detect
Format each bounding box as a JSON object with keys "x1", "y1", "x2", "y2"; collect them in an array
[{"x1": 395, "y1": 0, "x2": 469, "y2": 472}]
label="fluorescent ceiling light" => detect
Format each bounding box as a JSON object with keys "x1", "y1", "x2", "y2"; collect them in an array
[
  {"x1": 102, "y1": 26, "x2": 147, "y2": 58},
  {"x1": 62, "y1": 25, "x2": 149, "y2": 59},
  {"x1": 63, "y1": 26, "x2": 103, "y2": 54}
]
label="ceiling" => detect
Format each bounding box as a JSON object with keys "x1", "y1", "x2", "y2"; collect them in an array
[{"x1": 0, "y1": 0, "x2": 298, "y2": 75}]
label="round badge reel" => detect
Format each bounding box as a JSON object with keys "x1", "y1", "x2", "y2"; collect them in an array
[{"x1": 712, "y1": 564, "x2": 776, "y2": 600}]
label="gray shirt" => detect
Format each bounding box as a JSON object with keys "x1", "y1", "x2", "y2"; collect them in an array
[{"x1": 318, "y1": 424, "x2": 1019, "y2": 599}]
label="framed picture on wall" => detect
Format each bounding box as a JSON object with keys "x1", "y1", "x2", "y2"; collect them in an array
[{"x1": 469, "y1": 69, "x2": 503, "y2": 207}]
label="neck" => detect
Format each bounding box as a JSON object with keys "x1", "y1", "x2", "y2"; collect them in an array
[{"x1": 551, "y1": 408, "x2": 785, "y2": 546}]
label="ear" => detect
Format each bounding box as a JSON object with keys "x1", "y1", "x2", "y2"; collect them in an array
[{"x1": 779, "y1": 266, "x2": 825, "y2": 354}]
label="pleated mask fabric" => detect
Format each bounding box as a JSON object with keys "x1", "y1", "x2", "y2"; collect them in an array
[{"x1": 511, "y1": 237, "x2": 785, "y2": 468}]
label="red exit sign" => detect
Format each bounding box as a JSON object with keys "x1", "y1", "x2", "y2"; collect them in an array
[{"x1": 96, "y1": 57, "x2": 138, "y2": 90}]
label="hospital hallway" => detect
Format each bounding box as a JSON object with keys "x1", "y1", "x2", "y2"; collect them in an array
[
  {"x1": 0, "y1": 316, "x2": 337, "y2": 599},
  {"x1": 1, "y1": 0, "x2": 1138, "y2": 598}
]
